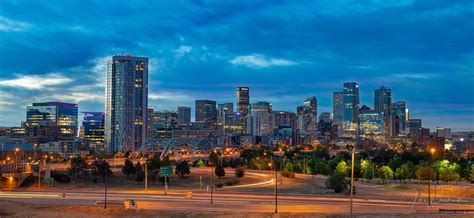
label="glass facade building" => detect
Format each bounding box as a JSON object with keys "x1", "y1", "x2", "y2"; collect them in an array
[
  {"x1": 374, "y1": 86, "x2": 392, "y2": 138},
  {"x1": 105, "y1": 55, "x2": 148, "y2": 152},
  {"x1": 343, "y1": 82, "x2": 360, "y2": 138},
  {"x1": 195, "y1": 100, "x2": 217, "y2": 128},
  {"x1": 82, "y1": 112, "x2": 105, "y2": 143},
  {"x1": 26, "y1": 102, "x2": 78, "y2": 140}
]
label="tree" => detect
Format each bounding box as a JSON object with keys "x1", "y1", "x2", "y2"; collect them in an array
[
  {"x1": 335, "y1": 161, "x2": 350, "y2": 176},
  {"x1": 135, "y1": 162, "x2": 144, "y2": 182},
  {"x1": 439, "y1": 168, "x2": 460, "y2": 182},
  {"x1": 175, "y1": 160, "x2": 191, "y2": 178},
  {"x1": 215, "y1": 165, "x2": 225, "y2": 178},
  {"x1": 470, "y1": 165, "x2": 474, "y2": 183},
  {"x1": 235, "y1": 167, "x2": 245, "y2": 178},
  {"x1": 196, "y1": 159, "x2": 206, "y2": 167},
  {"x1": 122, "y1": 159, "x2": 136, "y2": 179},
  {"x1": 325, "y1": 173, "x2": 349, "y2": 193},
  {"x1": 360, "y1": 159, "x2": 374, "y2": 180},
  {"x1": 417, "y1": 166, "x2": 434, "y2": 181},
  {"x1": 395, "y1": 162, "x2": 415, "y2": 182},
  {"x1": 378, "y1": 166, "x2": 394, "y2": 184},
  {"x1": 92, "y1": 159, "x2": 113, "y2": 183},
  {"x1": 69, "y1": 155, "x2": 87, "y2": 180}
]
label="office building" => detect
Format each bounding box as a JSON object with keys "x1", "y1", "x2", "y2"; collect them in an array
[
  {"x1": 105, "y1": 55, "x2": 148, "y2": 152},
  {"x1": 236, "y1": 87, "x2": 250, "y2": 116},
  {"x1": 81, "y1": 112, "x2": 105, "y2": 143},
  {"x1": 436, "y1": 127, "x2": 452, "y2": 140},
  {"x1": 391, "y1": 101, "x2": 407, "y2": 136},
  {"x1": 195, "y1": 100, "x2": 217, "y2": 128},
  {"x1": 319, "y1": 112, "x2": 331, "y2": 123},
  {"x1": 332, "y1": 91, "x2": 344, "y2": 136},
  {"x1": 151, "y1": 110, "x2": 177, "y2": 128},
  {"x1": 374, "y1": 86, "x2": 392, "y2": 139},
  {"x1": 358, "y1": 106, "x2": 382, "y2": 140},
  {"x1": 343, "y1": 82, "x2": 360, "y2": 138},
  {"x1": 26, "y1": 102, "x2": 78, "y2": 141},
  {"x1": 177, "y1": 106, "x2": 191, "y2": 126},
  {"x1": 247, "y1": 102, "x2": 275, "y2": 136},
  {"x1": 303, "y1": 96, "x2": 318, "y2": 134},
  {"x1": 407, "y1": 119, "x2": 422, "y2": 130}
]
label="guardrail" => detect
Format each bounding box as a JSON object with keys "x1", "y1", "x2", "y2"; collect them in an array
[{"x1": 439, "y1": 209, "x2": 474, "y2": 213}]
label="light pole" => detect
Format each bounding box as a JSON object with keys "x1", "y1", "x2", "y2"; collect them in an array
[
  {"x1": 350, "y1": 148, "x2": 357, "y2": 218},
  {"x1": 429, "y1": 148, "x2": 436, "y2": 206}
]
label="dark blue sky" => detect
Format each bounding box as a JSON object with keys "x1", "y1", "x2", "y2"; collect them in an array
[{"x1": 0, "y1": 0, "x2": 473, "y2": 130}]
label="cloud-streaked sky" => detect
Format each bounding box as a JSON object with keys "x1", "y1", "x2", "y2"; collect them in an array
[{"x1": 0, "y1": 0, "x2": 473, "y2": 131}]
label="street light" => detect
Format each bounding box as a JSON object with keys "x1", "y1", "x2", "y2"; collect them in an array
[
  {"x1": 350, "y1": 148, "x2": 360, "y2": 218},
  {"x1": 428, "y1": 148, "x2": 436, "y2": 206}
]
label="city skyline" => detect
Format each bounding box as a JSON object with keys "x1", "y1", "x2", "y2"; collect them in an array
[{"x1": 0, "y1": 1, "x2": 473, "y2": 131}]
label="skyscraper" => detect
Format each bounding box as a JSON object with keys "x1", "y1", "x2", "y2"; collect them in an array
[
  {"x1": 236, "y1": 87, "x2": 250, "y2": 116},
  {"x1": 374, "y1": 86, "x2": 392, "y2": 139},
  {"x1": 332, "y1": 91, "x2": 344, "y2": 136},
  {"x1": 105, "y1": 55, "x2": 148, "y2": 152},
  {"x1": 391, "y1": 101, "x2": 407, "y2": 136},
  {"x1": 195, "y1": 100, "x2": 217, "y2": 128},
  {"x1": 177, "y1": 106, "x2": 191, "y2": 126},
  {"x1": 343, "y1": 82, "x2": 360, "y2": 138},
  {"x1": 247, "y1": 102, "x2": 274, "y2": 136},
  {"x1": 304, "y1": 96, "x2": 318, "y2": 134}
]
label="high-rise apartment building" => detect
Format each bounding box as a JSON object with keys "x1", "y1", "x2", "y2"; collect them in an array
[
  {"x1": 105, "y1": 55, "x2": 148, "y2": 152},
  {"x1": 343, "y1": 82, "x2": 360, "y2": 138}
]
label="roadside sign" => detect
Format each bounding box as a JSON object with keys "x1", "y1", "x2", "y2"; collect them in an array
[
  {"x1": 160, "y1": 166, "x2": 173, "y2": 177},
  {"x1": 43, "y1": 177, "x2": 54, "y2": 183}
]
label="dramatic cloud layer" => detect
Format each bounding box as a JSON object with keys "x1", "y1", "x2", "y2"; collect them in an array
[{"x1": 0, "y1": 0, "x2": 473, "y2": 130}]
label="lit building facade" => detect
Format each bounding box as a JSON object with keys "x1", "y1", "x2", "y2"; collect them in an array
[
  {"x1": 81, "y1": 112, "x2": 105, "y2": 143},
  {"x1": 26, "y1": 102, "x2": 78, "y2": 141},
  {"x1": 391, "y1": 101, "x2": 407, "y2": 136},
  {"x1": 343, "y1": 82, "x2": 360, "y2": 138},
  {"x1": 236, "y1": 87, "x2": 250, "y2": 116},
  {"x1": 359, "y1": 107, "x2": 382, "y2": 140},
  {"x1": 152, "y1": 110, "x2": 177, "y2": 128},
  {"x1": 105, "y1": 55, "x2": 148, "y2": 152}
]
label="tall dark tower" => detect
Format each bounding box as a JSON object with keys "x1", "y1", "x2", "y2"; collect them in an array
[{"x1": 236, "y1": 87, "x2": 250, "y2": 116}]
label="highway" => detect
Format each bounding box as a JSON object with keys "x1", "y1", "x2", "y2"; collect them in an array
[{"x1": 0, "y1": 189, "x2": 472, "y2": 215}]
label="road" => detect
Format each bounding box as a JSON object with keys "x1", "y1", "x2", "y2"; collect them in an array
[{"x1": 0, "y1": 188, "x2": 472, "y2": 215}]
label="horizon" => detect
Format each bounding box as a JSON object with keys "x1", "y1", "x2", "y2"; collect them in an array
[{"x1": 0, "y1": 1, "x2": 473, "y2": 131}]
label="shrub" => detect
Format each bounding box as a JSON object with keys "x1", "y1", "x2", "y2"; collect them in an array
[
  {"x1": 325, "y1": 173, "x2": 349, "y2": 193},
  {"x1": 280, "y1": 170, "x2": 295, "y2": 178},
  {"x1": 225, "y1": 179, "x2": 240, "y2": 186},
  {"x1": 235, "y1": 167, "x2": 245, "y2": 178},
  {"x1": 216, "y1": 183, "x2": 224, "y2": 188},
  {"x1": 52, "y1": 171, "x2": 71, "y2": 183},
  {"x1": 20, "y1": 175, "x2": 37, "y2": 187}
]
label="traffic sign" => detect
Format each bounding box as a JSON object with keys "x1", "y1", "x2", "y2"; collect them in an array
[{"x1": 160, "y1": 166, "x2": 173, "y2": 177}]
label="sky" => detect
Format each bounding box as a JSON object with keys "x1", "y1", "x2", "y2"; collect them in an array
[{"x1": 0, "y1": 0, "x2": 473, "y2": 131}]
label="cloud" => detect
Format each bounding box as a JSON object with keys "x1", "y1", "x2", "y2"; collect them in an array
[
  {"x1": 0, "y1": 73, "x2": 72, "y2": 89},
  {"x1": 230, "y1": 54, "x2": 298, "y2": 68},
  {"x1": 173, "y1": 45, "x2": 193, "y2": 58},
  {"x1": 395, "y1": 73, "x2": 436, "y2": 79},
  {"x1": 0, "y1": 16, "x2": 31, "y2": 32}
]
